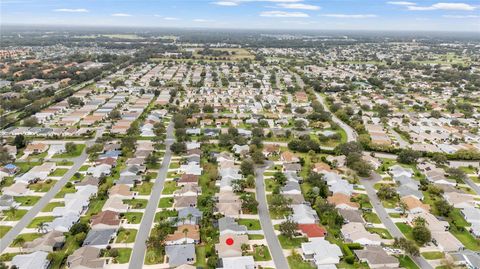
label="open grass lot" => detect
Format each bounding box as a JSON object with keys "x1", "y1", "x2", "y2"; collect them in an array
[
  {"x1": 29, "y1": 180, "x2": 56, "y2": 192},
  {"x1": 2, "y1": 209, "x2": 27, "y2": 221},
  {"x1": 41, "y1": 201, "x2": 64, "y2": 212},
  {"x1": 158, "y1": 197, "x2": 174, "y2": 208},
  {"x1": 132, "y1": 181, "x2": 153, "y2": 195},
  {"x1": 14, "y1": 196, "x2": 40, "y2": 206},
  {"x1": 278, "y1": 235, "x2": 308, "y2": 249},
  {"x1": 49, "y1": 168, "x2": 68, "y2": 177},
  {"x1": 238, "y1": 219, "x2": 261, "y2": 230},
  {"x1": 252, "y1": 245, "x2": 271, "y2": 261},
  {"x1": 123, "y1": 198, "x2": 148, "y2": 209},
  {"x1": 27, "y1": 216, "x2": 55, "y2": 228},
  {"x1": 122, "y1": 212, "x2": 143, "y2": 224},
  {"x1": 397, "y1": 255, "x2": 420, "y2": 269},
  {"x1": 116, "y1": 229, "x2": 137, "y2": 243},
  {"x1": 10, "y1": 233, "x2": 42, "y2": 246},
  {"x1": 52, "y1": 144, "x2": 85, "y2": 158},
  {"x1": 0, "y1": 225, "x2": 12, "y2": 238},
  {"x1": 421, "y1": 251, "x2": 445, "y2": 260}
]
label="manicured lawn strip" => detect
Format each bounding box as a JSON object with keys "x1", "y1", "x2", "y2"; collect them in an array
[
  {"x1": 123, "y1": 198, "x2": 148, "y2": 209},
  {"x1": 55, "y1": 185, "x2": 77, "y2": 198},
  {"x1": 79, "y1": 165, "x2": 89, "y2": 171},
  {"x1": 42, "y1": 201, "x2": 64, "y2": 212},
  {"x1": 421, "y1": 251, "x2": 445, "y2": 260},
  {"x1": 116, "y1": 229, "x2": 137, "y2": 243},
  {"x1": 49, "y1": 168, "x2": 69, "y2": 177},
  {"x1": 154, "y1": 210, "x2": 178, "y2": 223},
  {"x1": 248, "y1": 234, "x2": 265, "y2": 240},
  {"x1": 56, "y1": 160, "x2": 74, "y2": 166},
  {"x1": 108, "y1": 248, "x2": 132, "y2": 264},
  {"x1": 0, "y1": 225, "x2": 12, "y2": 238},
  {"x1": 195, "y1": 245, "x2": 206, "y2": 268},
  {"x1": 397, "y1": 255, "x2": 420, "y2": 269},
  {"x1": 144, "y1": 249, "x2": 164, "y2": 265},
  {"x1": 27, "y1": 216, "x2": 55, "y2": 228},
  {"x1": 363, "y1": 212, "x2": 381, "y2": 224},
  {"x1": 238, "y1": 219, "x2": 262, "y2": 230},
  {"x1": 366, "y1": 227, "x2": 392, "y2": 239},
  {"x1": 396, "y1": 223, "x2": 414, "y2": 240},
  {"x1": 14, "y1": 196, "x2": 41, "y2": 206},
  {"x1": 278, "y1": 235, "x2": 308, "y2": 249},
  {"x1": 287, "y1": 255, "x2": 315, "y2": 269},
  {"x1": 450, "y1": 226, "x2": 480, "y2": 251},
  {"x1": 252, "y1": 245, "x2": 271, "y2": 261}
]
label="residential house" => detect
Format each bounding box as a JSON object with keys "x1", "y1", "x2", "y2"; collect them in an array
[
  {"x1": 341, "y1": 222, "x2": 383, "y2": 246},
  {"x1": 301, "y1": 238, "x2": 342, "y2": 268},
  {"x1": 67, "y1": 246, "x2": 105, "y2": 269},
  {"x1": 354, "y1": 246, "x2": 400, "y2": 268},
  {"x1": 291, "y1": 204, "x2": 319, "y2": 224},
  {"x1": 23, "y1": 231, "x2": 65, "y2": 253},
  {"x1": 165, "y1": 243, "x2": 196, "y2": 267},
  {"x1": 216, "y1": 233, "x2": 249, "y2": 258},
  {"x1": 11, "y1": 251, "x2": 50, "y2": 269}
]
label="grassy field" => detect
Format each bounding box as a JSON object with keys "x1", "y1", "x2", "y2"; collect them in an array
[
  {"x1": 42, "y1": 201, "x2": 64, "y2": 212},
  {"x1": 421, "y1": 251, "x2": 445, "y2": 260},
  {"x1": 397, "y1": 255, "x2": 420, "y2": 269},
  {"x1": 123, "y1": 199, "x2": 148, "y2": 209},
  {"x1": 14, "y1": 196, "x2": 40, "y2": 206},
  {"x1": 10, "y1": 233, "x2": 42, "y2": 246},
  {"x1": 252, "y1": 245, "x2": 271, "y2": 261},
  {"x1": 366, "y1": 227, "x2": 392, "y2": 239},
  {"x1": 287, "y1": 255, "x2": 316, "y2": 269},
  {"x1": 122, "y1": 212, "x2": 143, "y2": 224},
  {"x1": 49, "y1": 168, "x2": 68, "y2": 177},
  {"x1": 0, "y1": 226, "x2": 12, "y2": 238},
  {"x1": 2, "y1": 209, "x2": 27, "y2": 221},
  {"x1": 116, "y1": 229, "x2": 137, "y2": 243},
  {"x1": 27, "y1": 216, "x2": 55, "y2": 228},
  {"x1": 162, "y1": 181, "x2": 179, "y2": 194},
  {"x1": 158, "y1": 197, "x2": 174, "y2": 208},
  {"x1": 238, "y1": 219, "x2": 262, "y2": 230},
  {"x1": 278, "y1": 235, "x2": 308, "y2": 249}
]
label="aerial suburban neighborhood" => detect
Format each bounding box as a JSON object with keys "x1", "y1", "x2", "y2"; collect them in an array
[{"x1": 1, "y1": 5, "x2": 480, "y2": 269}]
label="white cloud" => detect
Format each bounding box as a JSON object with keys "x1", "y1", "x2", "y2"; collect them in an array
[
  {"x1": 321, "y1": 14, "x2": 377, "y2": 18},
  {"x1": 53, "y1": 8, "x2": 88, "y2": 13},
  {"x1": 164, "y1": 17, "x2": 179, "y2": 20},
  {"x1": 260, "y1": 10, "x2": 309, "y2": 17},
  {"x1": 193, "y1": 19, "x2": 213, "y2": 22},
  {"x1": 212, "y1": 1, "x2": 238, "y2": 6},
  {"x1": 407, "y1": 3, "x2": 476, "y2": 11},
  {"x1": 443, "y1": 14, "x2": 480, "y2": 18},
  {"x1": 277, "y1": 3, "x2": 320, "y2": 10},
  {"x1": 387, "y1": 1, "x2": 416, "y2": 5},
  {"x1": 111, "y1": 13, "x2": 132, "y2": 17}
]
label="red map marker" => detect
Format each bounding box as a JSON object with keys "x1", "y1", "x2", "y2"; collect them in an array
[{"x1": 226, "y1": 237, "x2": 234, "y2": 245}]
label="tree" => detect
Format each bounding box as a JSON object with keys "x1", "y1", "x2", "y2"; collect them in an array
[
  {"x1": 68, "y1": 96, "x2": 84, "y2": 107},
  {"x1": 65, "y1": 142, "x2": 77, "y2": 154},
  {"x1": 251, "y1": 149, "x2": 264, "y2": 164},
  {"x1": 145, "y1": 153, "x2": 159, "y2": 166},
  {"x1": 240, "y1": 159, "x2": 255, "y2": 176},
  {"x1": 377, "y1": 185, "x2": 398, "y2": 200},
  {"x1": 273, "y1": 172, "x2": 287, "y2": 186},
  {"x1": 23, "y1": 116, "x2": 39, "y2": 127},
  {"x1": 108, "y1": 109, "x2": 121, "y2": 120},
  {"x1": 335, "y1": 142, "x2": 363, "y2": 156},
  {"x1": 279, "y1": 219, "x2": 298, "y2": 239},
  {"x1": 434, "y1": 199, "x2": 453, "y2": 217},
  {"x1": 14, "y1": 134, "x2": 26, "y2": 149},
  {"x1": 170, "y1": 142, "x2": 187, "y2": 154},
  {"x1": 37, "y1": 221, "x2": 47, "y2": 234},
  {"x1": 397, "y1": 149, "x2": 421, "y2": 165},
  {"x1": 393, "y1": 237, "x2": 419, "y2": 256},
  {"x1": 13, "y1": 237, "x2": 25, "y2": 250},
  {"x1": 412, "y1": 224, "x2": 431, "y2": 246},
  {"x1": 431, "y1": 153, "x2": 447, "y2": 165},
  {"x1": 240, "y1": 193, "x2": 258, "y2": 213},
  {"x1": 0, "y1": 146, "x2": 13, "y2": 165},
  {"x1": 70, "y1": 222, "x2": 89, "y2": 235},
  {"x1": 446, "y1": 168, "x2": 467, "y2": 183},
  {"x1": 269, "y1": 194, "x2": 291, "y2": 216}
]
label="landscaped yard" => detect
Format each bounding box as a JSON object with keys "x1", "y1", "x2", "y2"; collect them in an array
[
  {"x1": 162, "y1": 181, "x2": 179, "y2": 194},
  {"x1": 238, "y1": 219, "x2": 261, "y2": 230},
  {"x1": 363, "y1": 212, "x2": 381, "y2": 224},
  {"x1": 395, "y1": 223, "x2": 414, "y2": 240},
  {"x1": 52, "y1": 144, "x2": 86, "y2": 158},
  {"x1": 108, "y1": 248, "x2": 132, "y2": 264},
  {"x1": 14, "y1": 196, "x2": 40, "y2": 206},
  {"x1": 0, "y1": 226, "x2": 12, "y2": 238},
  {"x1": 55, "y1": 184, "x2": 77, "y2": 198},
  {"x1": 132, "y1": 182, "x2": 153, "y2": 195},
  {"x1": 154, "y1": 210, "x2": 178, "y2": 223},
  {"x1": 27, "y1": 216, "x2": 55, "y2": 228},
  {"x1": 397, "y1": 255, "x2": 420, "y2": 269},
  {"x1": 195, "y1": 245, "x2": 206, "y2": 268},
  {"x1": 251, "y1": 245, "x2": 271, "y2": 261},
  {"x1": 116, "y1": 229, "x2": 137, "y2": 243},
  {"x1": 144, "y1": 249, "x2": 164, "y2": 265},
  {"x1": 278, "y1": 235, "x2": 308, "y2": 249},
  {"x1": 287, "y1": 255, "x2": 315, "y2": 269},
  {"x1": 123, "y1": 198, "x2": 148, "y2": 209},
  {"x1": 2, "y1": 209, "x2": 27, "y2": 221},
  {"x1": 122, "y1": 212, "x2": 143, "y2": 224},
  {"x1": 366, "y1": 227, "x2": 392, "y2": 239},
  {"x1": 42, "y1": 202, "x2": 64, "y2": 212},
  {"x1": 10, "y1": 233, "x2": 43, "y2": 247},
  {"x1": 248, "y1": 234, "x2": 265, "y2": 240},
  {"x1": 29, "y1": 180, "x2": 56, "y2": 192},
  {"x1": 421, "y1": 251, "x2": 445, "y2": 260}
]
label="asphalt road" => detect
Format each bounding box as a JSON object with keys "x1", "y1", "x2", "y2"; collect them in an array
[
  {"x1": 255, "y1": 162, "x2": 290, "y2": 269},
  {"x1": 0, "y1": 128, "x2": 103, "y2": 253},
  {"x1": 128, "y1": 121, "x2": 174, "y2": 269},
  {"x1": 360, "y1": 173, "x2": 433, "y2": 269},
  {"x1": 314, "y1": 92, "x2": 358, "y2": 142}
]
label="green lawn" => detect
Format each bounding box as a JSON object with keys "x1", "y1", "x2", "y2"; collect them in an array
[
  {"x1": 14, "y1": 196, "x2": 40, "y2": 206},
  {"x1": 248, "y1": 234, "x2": 265, "y2": 240},
  {"x1": 27, "y1": 216, "x2": 55, "y2": 228},
  {"x1": 278, "y1": 235, "x2": 308, "y2": 249},
  {"x1": 10, "y1": 233, "x2": 42, "y2": 247},
  {"x1": 287, "y1": 255, "x2": 315, "y2": 269},
  {"x1": 132, "y1": 182, "x2": 153, "y2": 195},
  {"x1": 421, "y1": 251, "x2": 445, "y2": 260},
  {"x1": 55, "y1": 185, "x2": 77, "y2": 198},
  {"x1": 29, "y1": 180, "x2": 56, "y2": 192},
  {"x1": 158, "y1": 197, "x2": 173, "y2": 208},
  {"x1": 49, "y1": 168, "x2": 69, "y2": 177},
  {"x1": 366, "y1": 227, "x2": 392, "y2": 239},
  {"x1": 195, "y1": 245, "x2": 206, "y2": 268},
  {"x1": 116, "y1": 229, "x2": 137, "y2": 243},
  {"x1": 162, "y1": 181, "x2": 179, "y2": 194},
  {"x1": 52, "y1": 144, "x2": 86, "y2": 158},
  {"x1": 123, "y1": 199, "x2": 148, "y2": 209},
  {"x1": 252, "y1": 245, "x2": 271, "y2": 261},
  {"x1": 0, "y1": 225, "x2": 12, "y2": 238},
  {"x1": 122, "y1": 212, "x2": 143, "y2": 224},
  {"x1": 389, "y1": 213, "x2": 402, "y2": 218},
  {"x1": 144, "y1": 249, "x2": 164, "y2": 265},
  {"x1": 397, "y1": 255, "x2": 420, "y2": 269},
  {"x1": 395, "y1": 223, "x2": 414, "y2": 240},
  {"x1": 42, "y1": 202, "x2": 64, "y2": 212},
  {"x1": 2, "y1": 209, "x2": 27, "y2": 221},
  {"x1": 79, "y1": 165, "x2": 90, "y2": 171},
  {"x1": 450, "y1": 226, "x2": 480, "y2": 251},
  {"x1": 238, "y1": 219, "x2": 262, "y2": 230},
  {"x1": 154, "y1": 210, "x2": 178, "y2": 223},
  {"x1": 363, "y1": 212, "x2": 381, "y2": 224},
  {"x1": 109, "y1": 248, "x2": 132, "y2": 264},
  {"x1": 56, "y1": 160, "x2": 74, "y2": 166}
]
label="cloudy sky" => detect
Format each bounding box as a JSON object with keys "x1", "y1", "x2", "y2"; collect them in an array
[{"x1": 1, "y1": 0, "x2": 479, "y2": 32}]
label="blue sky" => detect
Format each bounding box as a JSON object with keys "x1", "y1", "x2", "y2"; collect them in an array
[{"x1": 1, "y1": 0, "x2": 479, "y2": 32}]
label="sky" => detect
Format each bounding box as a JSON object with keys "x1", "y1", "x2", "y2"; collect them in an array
[{"x1": 1, "y1": 0, "x2": 479, "y2": 32}]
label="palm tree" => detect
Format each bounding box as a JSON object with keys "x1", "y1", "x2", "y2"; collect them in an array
[
  {"x1": 37, "y1": 222, "x2": 47, "y2": 234},
  {"x1": 187, "y1": 213, "x2": 193, "y2": 224},
  {"x1": 7, "y1": 206, "x2": 17, "y2": 219},
  {"x1": 13, "y1": 237, "x2": 25, "y2": 251},
  {"x1": 182, "y1": 227, "x2": 189, "y2": 244}
]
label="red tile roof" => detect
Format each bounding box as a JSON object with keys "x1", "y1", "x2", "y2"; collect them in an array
[{"x1": 298, "y1": 224, "x2": 327, "y2": 238}]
